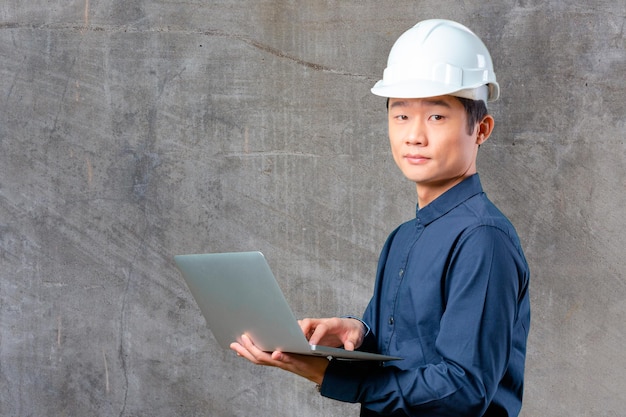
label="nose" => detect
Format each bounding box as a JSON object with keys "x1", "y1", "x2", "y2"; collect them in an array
[{"x1": 406, "y1": 119, "x2": 426, "y2": 145}]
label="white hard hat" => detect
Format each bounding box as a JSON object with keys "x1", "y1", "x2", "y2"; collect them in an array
[{"x1": 371, "y1": 19, "x2": 500, "y2": 103}]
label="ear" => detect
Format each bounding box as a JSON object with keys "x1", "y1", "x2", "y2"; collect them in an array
[{"x1": 476, "y1": 115, "x2": 495, "y2": 145}]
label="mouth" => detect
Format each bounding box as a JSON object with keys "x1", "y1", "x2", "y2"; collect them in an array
[{"x1": 404, "y1": 154, "x2": 429, "y2": 164}]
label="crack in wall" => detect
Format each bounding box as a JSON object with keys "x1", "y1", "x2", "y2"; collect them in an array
[{"x1": 0, "y1": 22, "x2": 370, "y2": 78}]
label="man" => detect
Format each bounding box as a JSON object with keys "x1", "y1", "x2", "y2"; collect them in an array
[{"x1": 231, "y1": 19, "x2": 530, "y2": 417}]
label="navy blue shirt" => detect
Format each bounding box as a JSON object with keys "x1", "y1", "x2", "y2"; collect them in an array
[{"x1": 321, "y1": 174, "x2": 531, "y2": 417}]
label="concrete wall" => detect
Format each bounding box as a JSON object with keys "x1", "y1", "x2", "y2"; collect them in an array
[{"x1": 1, "y1": 1, "x2": 624, "y2": 416}]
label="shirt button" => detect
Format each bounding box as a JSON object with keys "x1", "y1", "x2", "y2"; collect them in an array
[
  {"x1": 388, "y1": 316, "x2": 394, "y2": 325},
  {"x1": 399, "y1": 269, "x2": 404, "y2": 277}
]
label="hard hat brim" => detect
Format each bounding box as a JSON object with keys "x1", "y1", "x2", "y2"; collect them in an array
[{"x1": 371, "y1": 79, "x2": 499, "y2": 102}]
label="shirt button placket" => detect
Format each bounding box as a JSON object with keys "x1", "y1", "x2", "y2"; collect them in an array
[{"x1": 389, "y1": 268, "x2": 404, "y2": 327}]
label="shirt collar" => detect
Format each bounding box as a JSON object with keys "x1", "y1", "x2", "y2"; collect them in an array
[{"x1": 415, "y1": 174, "x2": 484, "y2": 225}]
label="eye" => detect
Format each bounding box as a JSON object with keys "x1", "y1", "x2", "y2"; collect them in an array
[
  {"x1": 429, "y1": 114, "x2": 444, "y2": 121},
  {"x1": 394, "y1": 114, "x2": 409, "y2": 121}
]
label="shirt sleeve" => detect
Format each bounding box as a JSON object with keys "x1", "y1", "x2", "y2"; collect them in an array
[{"x1": 320, "y1": 225, "x2": 526, "y2": 416}]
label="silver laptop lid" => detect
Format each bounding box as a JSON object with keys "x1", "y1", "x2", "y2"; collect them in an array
[{"x1": 174, "y1": 251, "x2": 311, "y2": 352}]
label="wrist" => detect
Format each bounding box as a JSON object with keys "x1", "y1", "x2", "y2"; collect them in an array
[{"x1": 308, "y1": 357, "x2": 330, "y2": 385}]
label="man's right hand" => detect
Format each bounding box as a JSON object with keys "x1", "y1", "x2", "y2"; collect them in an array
[{"x1": 298, "y1": 317, "x2": 366, "y2": 351}]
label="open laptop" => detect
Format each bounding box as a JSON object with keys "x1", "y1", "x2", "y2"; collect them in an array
[{"x1": 174, "y1": 251, "x2": 400, "y2": 361}]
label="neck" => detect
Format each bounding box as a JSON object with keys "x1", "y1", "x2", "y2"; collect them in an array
[{"x1": 416, "y1": 174, "x2": 473, "y2": 209}]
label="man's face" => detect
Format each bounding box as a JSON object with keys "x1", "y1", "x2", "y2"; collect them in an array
[{"x1": 387, "y1": 95, "x2": 481, "y2": 203}]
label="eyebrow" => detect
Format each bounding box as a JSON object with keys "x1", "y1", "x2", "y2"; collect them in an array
[
  {"x1": 388, "y1": 98, "x2": 452, "y2": 110},
  {"x1": 423, "y1": 98, "x2": 452, "y2": 108}
]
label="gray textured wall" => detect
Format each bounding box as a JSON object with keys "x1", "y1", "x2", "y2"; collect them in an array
[{"x1": 1, "y1": 1, "x2": 624, "y2": 416}]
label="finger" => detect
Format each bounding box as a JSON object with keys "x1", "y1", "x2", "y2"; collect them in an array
[
  {"x1": 230, "y1": 341, "x2": 262, "y2": 364},
  {"x1": 229, "y1": 342, "x2": 243, "y2": 356},
  {"x1": 240, "y1": 335, "x2": 277, "y2": 364},
  {"x1": 241, "y1": 334, "x2": 264, "y2": 355},
  {"x1": 299, "y1": 318, "x2": 316, "y2": 339},
  {"x1": 308, "y1": 323, "x2": 329, "y2": 345},
  {"x1": 271, "y1": 350, "x2": 285, "y2": 361}
]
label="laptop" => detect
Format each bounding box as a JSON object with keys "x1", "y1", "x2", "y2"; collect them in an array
[{"x1": 174, "y1": 251, "x2": 401, "y2": 361}]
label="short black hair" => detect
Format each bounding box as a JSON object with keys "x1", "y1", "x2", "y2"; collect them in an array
[
  {"x1": 386, "y1": 96, "x2": 488, "y2": 135},
  {"x1": 456, "y1": 97, "x2": 488, "y2": 135}
]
